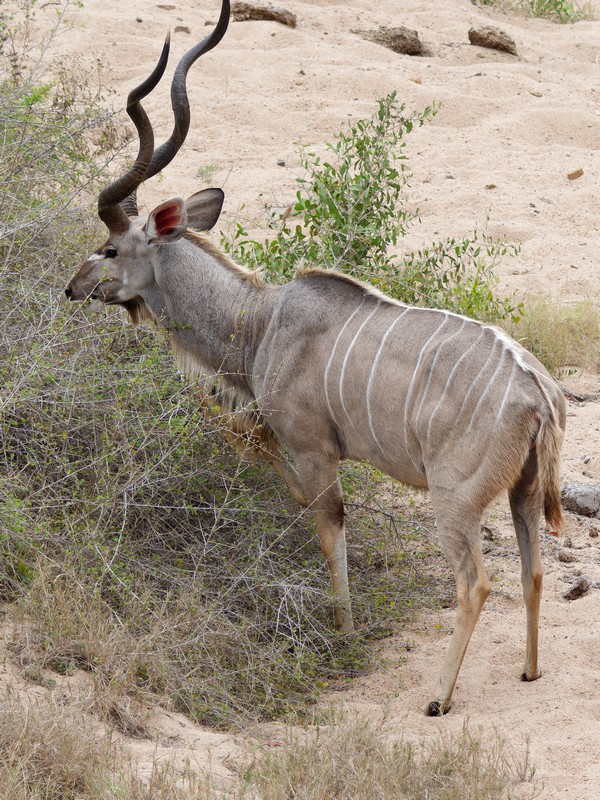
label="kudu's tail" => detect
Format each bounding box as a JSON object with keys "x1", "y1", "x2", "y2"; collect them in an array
[{"x1": 537, "y1": 404, "x2": 565, "y2": 535}]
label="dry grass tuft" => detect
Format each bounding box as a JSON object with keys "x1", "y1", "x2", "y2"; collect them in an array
[
  {"x1": 242, "y1": 715, "x2": 536, "y2": 800},
  {"x1": 0, "y1": 693, "x2": 122, "y2": 799},
  {"x1": 0, "y1": 691, "x2": 225, "y2": 799},
  {"x1": 508, "y1": 296, "x2": 600, "y2": 375}
]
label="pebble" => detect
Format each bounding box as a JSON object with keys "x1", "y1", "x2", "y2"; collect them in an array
[{"x1": 562, "y1": 576, "x2": 592, "y2": 601}]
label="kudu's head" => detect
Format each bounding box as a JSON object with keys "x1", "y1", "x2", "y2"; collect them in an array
[{"x1": 65, "y1": 0, "x2": 230, "y2": 310}]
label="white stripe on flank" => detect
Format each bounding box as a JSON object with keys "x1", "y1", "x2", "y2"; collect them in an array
[
  {"x1": 482, "y1": 324, "x2": 558, "y2": 390},
  {"x1": 403, "y1": 314, "x2": 450, "y2": 445},
  {"x1": 426, "y1": 327, "x2": 485, "y2": 441},
  {"x1": 414, "y1": 318, "x2": 467, "y2": 431},
  {"x1": 495, "y1": 360, "x2": 517, "y2": 426},
  {"x1": 324, "y1": 300, "x2": 365, "y2": 425},
  {"x1": 339, "y1": 302, "x2": 381, "y2": 428},
  {"x1": 366, "y1": 307, "x2": 410, "y2": 455},
  {"x1": 455, "y1": 336, "x2": 499, "y2": 421},
  {"x1": 355, "y1": 273, "x2": 544, "y2": 390},
  {"x1": 483, "y1": 324, "x2": 528, "y2": 370},
  {"x1": 465, "y1": 345, "x2": 507, "y2": 435}
]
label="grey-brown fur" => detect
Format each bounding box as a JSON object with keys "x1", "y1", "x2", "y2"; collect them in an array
[{"x1": 65, "y1": 2, "x2": 566, "y2": 716}]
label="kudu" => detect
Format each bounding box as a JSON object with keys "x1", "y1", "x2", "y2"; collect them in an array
[{"x1": 66, "y1": 0, "x2": 566, "y2": 715}]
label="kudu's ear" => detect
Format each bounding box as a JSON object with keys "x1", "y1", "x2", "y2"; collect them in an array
[
  {"x1": 144, "y1": 197, "x2": 188, "y2": 244},
  {"x1": 185, "y1": 187, "x2": 225, "y2": 231}
]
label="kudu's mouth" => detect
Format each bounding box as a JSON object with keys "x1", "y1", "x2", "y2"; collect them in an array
[
  {"x1": 64, "y1": 285, "x2": 84, "y2": 302},
  {"x1": 64, "y1": 284, "x2": 103, "y2": 303}
]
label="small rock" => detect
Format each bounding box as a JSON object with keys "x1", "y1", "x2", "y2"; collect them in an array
[
  {"x1": 157, "y1": 4, "x2": 176, "y2": 9},
  {"x1": 231, "y1": 2, "x2": 297, "y2": 27},
  {"x1": 567, "y1": 167, "x2": 584, "y2": 180},
  {"x1": 276, "y1": 159, "x2": 285, "y2": 167},
  {"x1": 562, "y1": 576, "x2": 592, "y2": 601},
  {"x1": 468, "y1": 25, "x2": 517, "y2": 55},
  {"x1": 136, "y1": 16, "x2": 143, "y2": 23},
  {"x1": 530, "y1": 90, "x2": 543, "y2": 98},
  {"x1": 174, "y1": 25, "x2": 191, "y2": 33},
  {"x1": 356, "y1": 26, "x2": 429, "y2": 56},
  {"x1": 562, "y1": 481, "x2": 600, "y2": 517},
  {"x1": 558, "y1": 550, "x2": 578, "y2": 563},
  {"x1": 589, "y1": 527, "x2": 599, "y2": 538}
]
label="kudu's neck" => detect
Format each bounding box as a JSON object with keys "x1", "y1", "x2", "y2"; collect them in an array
[{"x1": 141, "y1": 237, "x2": 272, "y2": 394}]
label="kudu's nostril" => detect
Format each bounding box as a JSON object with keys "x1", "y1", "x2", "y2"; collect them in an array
[{"x1": 65, "y1": 286, "x2": 73, "y2": 300}]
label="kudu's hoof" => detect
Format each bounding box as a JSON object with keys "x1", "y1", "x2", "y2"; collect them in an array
[
  {"x1": 520, "y1": 669, "x2": 542, "y2": 682},
  {"x1": 426, "y1": 699, "x2": 451, "y2": 717}
]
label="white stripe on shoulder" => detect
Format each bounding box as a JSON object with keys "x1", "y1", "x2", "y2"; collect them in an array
[
  {"x1": 366, "y1": 307, "x2": 410, "y2": 455},
  {"x1": 339, "y1": 302, "x2": 380, "y2": 428},
  {"x1": 324, "y1": 300, "x2": 365, "y2": 425},
  {"x1": 403, "y1": 314, "x2": 450, "y2": 444}
]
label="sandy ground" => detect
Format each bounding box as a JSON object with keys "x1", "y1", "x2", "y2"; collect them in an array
[{"x1": 21, "y1": 0, "x2": 600, "y2": 796}]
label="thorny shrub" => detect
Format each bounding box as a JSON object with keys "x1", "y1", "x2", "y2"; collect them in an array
[{"x1": 1, "y1": 1, "x2": 440, "y2": 731}]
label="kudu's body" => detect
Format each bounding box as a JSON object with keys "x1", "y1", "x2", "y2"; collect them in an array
[{"x1": 66, "y1": 0, "x2": 566, "y2": 715}]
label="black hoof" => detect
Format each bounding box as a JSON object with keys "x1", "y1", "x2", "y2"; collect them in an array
[
  {"x1": 521, "y1": 670, "x2": 541, "y2": 682},
  {"x1": 426, "y1": 700, "x2": 449, "y2": 717}
]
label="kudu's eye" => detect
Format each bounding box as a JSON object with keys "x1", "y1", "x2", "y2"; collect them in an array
[{"x1": 104, "y1": 247, "x2": 118, "y2": 259}]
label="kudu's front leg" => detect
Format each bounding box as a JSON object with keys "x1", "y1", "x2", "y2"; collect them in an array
[
  {"x1": 294, "y1": 454, "x2": 353, "y2": 633},
  {"x1": 262, "y1": 450, "x2": 309, "y2": 507}
]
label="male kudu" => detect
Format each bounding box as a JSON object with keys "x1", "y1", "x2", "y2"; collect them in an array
[{"x1": 66, "y1": 0, "x2": 566, "y2": 715}]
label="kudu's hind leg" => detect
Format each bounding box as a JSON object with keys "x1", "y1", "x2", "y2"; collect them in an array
[
  {"x1": 427, "y1": 496, "x2": 491, "y2": 716},
  {"x1": 294, "y1": 454, "x2": 353, "y2": 633},
  {"x1": 509, "y1": 448, "x2": 544, "y2": 682}
]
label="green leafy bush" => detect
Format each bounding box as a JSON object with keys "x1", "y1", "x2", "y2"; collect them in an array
[
  {"x1": 397, "y1": 234, "x2": 522, "y2": 323},
  {"x1": 225, "y1": 92, "x2": 521, "y2": 325},
  {"x1": 525, "y1": 0, "x2": 587, "y2": 21},
  {"x1": 476, "y1": 0, "x2": 588, "y2": 23},
  {"x1": 226, "y1": 93, "x2": 434, "y2": 279}
]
